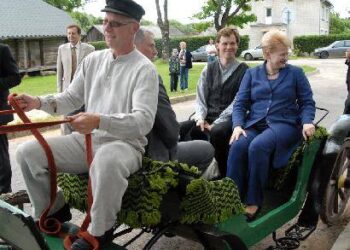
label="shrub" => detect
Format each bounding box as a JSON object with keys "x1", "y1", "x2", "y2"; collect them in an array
[
  {"x1": 89, "y1": 35, "x2": 250, "y2": 57},
  {"x1": 89, "y1": 41, "x2": 108, "y2": 50},
  {"x1": 157, "y1": 35, "x2": 249, "y2": 57},
  {"x1": 294, "y1": 34, "x2": 350, "y2": 55}
]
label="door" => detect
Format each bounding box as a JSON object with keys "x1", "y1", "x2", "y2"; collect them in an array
[{"x1": 28, "y1": 40, "x2": 41, "y2": 68}]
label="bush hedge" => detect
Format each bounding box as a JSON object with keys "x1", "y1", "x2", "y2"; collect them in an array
[
  {"x1": 89, "y1": 35, "x2": 249, "y2": 57},
  {"x1": 293, "y1": 33, "x2": 350, "y2": 55}
]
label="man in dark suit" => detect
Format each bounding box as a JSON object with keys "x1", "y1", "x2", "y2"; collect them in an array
[
  {"x1": 135, "y1": 28, "x2": 214, "y2": 171},
  {"x1": 0, "y1": 43, "x2": 21, "y2": 194}
]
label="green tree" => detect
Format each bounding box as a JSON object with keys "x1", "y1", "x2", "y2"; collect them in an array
[
  {"x1": 194, "y1": 0, "x2": 257, "y2": 32},
  {"x1": 70, "y1": 11, "x2": 102, "y2": 32},
  {"x1": 44, "y1": 0, "x2": 84, "y2": 12},
  {"x1": 169, "y1": 20, "x2": 198, "y2": 35},
  {"x1": 141, "y1": 19, "x2": 155, "y2": 26},
  {"x1": 329, "y1": 12, "x2": 350, "y2": 34}
]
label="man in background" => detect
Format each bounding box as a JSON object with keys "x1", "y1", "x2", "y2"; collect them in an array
[
  {"x1": 56, "y1": 24, "x2": 95, "y2": 134},
  {"x1": 135, "y1": 28, "x2": 214, "y2": 171},
  {"x1": 206, "y1": 38, "x2": 217, "y2": 63},
  {"x1": 180, "y1": 28, "x2": 248, "y2": 176},
  {"x1": 0, "y1": 43, "x2": 21, "y2": 194}
]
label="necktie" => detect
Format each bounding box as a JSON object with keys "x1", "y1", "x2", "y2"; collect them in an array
[{"x1": 71, "y1": 46, "x2": 77, "y2": 81}]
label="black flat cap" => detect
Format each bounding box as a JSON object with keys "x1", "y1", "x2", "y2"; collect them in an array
[{"x1": 101, "y1": 0, "x2": 145, "y2": 22}]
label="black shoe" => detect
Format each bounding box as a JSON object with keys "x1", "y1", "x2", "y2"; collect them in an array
[
  {"x1": 245, "y1": 207, "x2": 261, "y2": 222},
  {"x1": 0, "y1": 187, "x2": 11, "y2": 195},
  {"x1": 48, "y1": 203, "x2": 72, "y2": 223},
  {"x1": 71, "y1": 227, "x2": 115, "y2": 250}
]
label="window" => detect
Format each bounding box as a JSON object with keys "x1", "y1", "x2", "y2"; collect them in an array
[
  {"x1": 266, "y1": 8, "x2": 272, "y2": 17},
  {"x1": 345, "y1": 41, "x2": 350, "y2": 47},
  {"x1": 334, "y1": 41, "x2": 344, "y2": 48},
  {"x1": 266, "y1": 8, "x2": 272, "y2": 24}
]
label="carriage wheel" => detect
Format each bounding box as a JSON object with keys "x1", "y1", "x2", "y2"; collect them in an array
[{"x1": 320, "y1": 140, "x2": 350, "y2": 224}]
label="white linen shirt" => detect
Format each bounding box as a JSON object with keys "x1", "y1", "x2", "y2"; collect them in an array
[{"x1": 40, "y1": 48, "x2": 159, "y2": 153}]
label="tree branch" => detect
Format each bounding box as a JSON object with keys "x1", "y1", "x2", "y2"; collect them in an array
[{"x1": 229, "y1": 0, "x2": 249, "y2": 19}]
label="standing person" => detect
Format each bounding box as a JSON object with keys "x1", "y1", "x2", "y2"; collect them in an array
[
  {"x1": 169, "y1": 48, "x2": 180, "y2": 92},
  {"x1": 227, "y1": 29, "x2": 316, "y2": 220},
  {"x1": 206, "y1": 38, "x2": 217, "y2": 63},
  {"x1": 135, "y1": 28, "x2": 215, "y2": 171},
  {"x1": 15, "y1": 0, "x2": 158, "y2": 249},
  {"x1": 178, "y1": 41, "x2": 192, "y2": 91},
  {"x1": 0, "y1": 43, "x2": 21, "y2": 195},
  {"x1": 56, "y1": 24, "x2": 95, "y2": 135},
  {"x1": 180, "y1": 27, "x2": 248, "y2": 176},
  {"x1": 343, "y1": 48, "x2": 350, "y2": 114}
]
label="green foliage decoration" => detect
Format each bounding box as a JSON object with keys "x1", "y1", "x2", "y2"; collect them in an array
[
  {"x1": 57, "y1": 158, "x2": 245, "y2": 228},
  {"x1": 269, "y1": 126, "x2": 328, "y2": 191}
]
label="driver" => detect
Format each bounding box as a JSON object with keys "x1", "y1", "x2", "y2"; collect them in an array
[{"x1": 15, "y1": 0, "x2": 158, "y2": 249}]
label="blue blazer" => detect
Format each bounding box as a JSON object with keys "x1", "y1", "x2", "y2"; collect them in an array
[{"x1": 232, "y1": 63, "x2": 315, "y2": 168}]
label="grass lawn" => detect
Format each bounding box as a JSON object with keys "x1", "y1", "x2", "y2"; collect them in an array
[
  {"x1": 12, "y1": 61, "x2": 316, "y2": 97},
  {"x1": 11, "y1": 75, "x2": 57, "y2": 96}
]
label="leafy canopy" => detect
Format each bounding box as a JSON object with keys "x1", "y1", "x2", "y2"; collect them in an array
[
  {"x1": 44, "y1": 0, "x2": 84, "y2": 12},
  {"x1": 193, "y1": 0, "x2": 257, "y2": 31}
]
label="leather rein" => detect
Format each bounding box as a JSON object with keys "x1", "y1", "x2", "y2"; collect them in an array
[{"x1": 0, "y1": 94, "x2": 98, "y2": 249}]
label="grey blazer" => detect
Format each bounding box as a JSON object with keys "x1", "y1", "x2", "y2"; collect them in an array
[{"x1": 56, "y1": 42, "x2": 95, "y2": 92}]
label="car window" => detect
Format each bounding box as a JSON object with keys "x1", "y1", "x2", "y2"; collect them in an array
[
  {"x1": 255, "y1": 45, "x2": 262, "y2": 49},
  {"x1": 333, "y1": 41, "x2": 344, "y2": 48},
  {"x1": 345, "y1": 41, "x2": 350, "y2": 47}
]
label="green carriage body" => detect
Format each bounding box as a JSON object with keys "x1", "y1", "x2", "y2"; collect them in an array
[{"x1": 0, "y1": 137, "x2": 322, "y2": 250}]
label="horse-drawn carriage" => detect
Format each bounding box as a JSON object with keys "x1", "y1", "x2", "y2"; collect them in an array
[{"x1": 0, "y1": 96, "x2": 350, "y2": 250}]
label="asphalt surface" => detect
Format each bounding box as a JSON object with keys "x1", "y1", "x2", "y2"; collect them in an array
[{"x1": 6, "y1": 58, "x2": 350, "y2": 249}]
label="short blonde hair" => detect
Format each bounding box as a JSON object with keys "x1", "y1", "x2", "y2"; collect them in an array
[
  {"x1": 180, "y1": 41, "x2": 186, "y2": 48},
  {"x1": 261, "y1": 29, "x2": 291, "y2": 53}
]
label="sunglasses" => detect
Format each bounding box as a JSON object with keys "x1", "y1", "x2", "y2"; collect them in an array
[{"x1": 102, "y1": 19, "x2": 133, "y2": 28}]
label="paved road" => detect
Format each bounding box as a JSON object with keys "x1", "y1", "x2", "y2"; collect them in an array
[{"x1": 7, "y1": 58, "x2": 350, "y2": 249}]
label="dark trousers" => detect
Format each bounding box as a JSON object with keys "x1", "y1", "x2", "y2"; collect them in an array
[
  {"x1": 170, "y1": 73, "x2": 178, "y2": 92},
  {"x1": 344, "y1": 92, "x2": 350, "y2": 114},
  {"x1": 0, "y1": 134, "x2": 11, "y2": 194},
  {"x1": 226, "y1": 128, "x2": 276, "y2": 206},
  {"x1": 179, "y1": 66, "x2": 189, "y2": 90},
  {"x1": 179, "y1": 119, "x2": 232, "y2": 176}
]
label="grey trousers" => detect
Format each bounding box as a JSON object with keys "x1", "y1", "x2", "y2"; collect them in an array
[
  {"x1": 176, "y1": 140, "x2": 214, "y2": 172},
  {"x1": 16, "y1": 133, "x2": 141, "y2": 236}
]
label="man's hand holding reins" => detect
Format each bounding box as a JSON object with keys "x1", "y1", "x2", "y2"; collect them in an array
[
  {"x1": 14, "y1": 94, "x2": 41, "y2": 111},
  {"x1": 68, "y1": 112, "x2": 100, "y2": 134}
]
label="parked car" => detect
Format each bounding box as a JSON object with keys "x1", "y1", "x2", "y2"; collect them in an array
[
  {"x1": 240, "y1": 45, "x2": 264, "y2": 60},
  {"x1": 241, "y1": 45, "x2": 292, "y2": 61},
  {"x1": 191, "y1": 45, "x2": 208, "y2": 62},
  {"x1": 314, "y1": 40, "x2": 350, "y2": 59}
]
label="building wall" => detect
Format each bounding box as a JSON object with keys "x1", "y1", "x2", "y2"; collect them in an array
[
  {"x1": 4, "y1": 37, "x2": 65, "y2": 72},
  {"x1": 240, "y1": 0, "x2": 331, "y2": 48},
  {"x1": 85, "y1": 28, "x2": 104, "y2": 42}
]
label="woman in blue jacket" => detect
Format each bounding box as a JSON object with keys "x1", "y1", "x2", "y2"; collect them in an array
[{"x1": 226, "y1": 30, "x2": 316, "y2": 220}]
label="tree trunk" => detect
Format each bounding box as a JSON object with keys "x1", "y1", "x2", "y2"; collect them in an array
[{"x1": 155, "y1": 0, "x2": 170, "y2": 60}]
